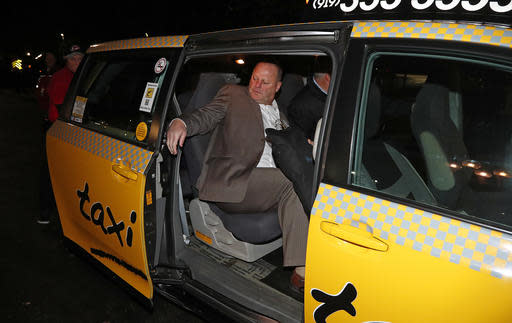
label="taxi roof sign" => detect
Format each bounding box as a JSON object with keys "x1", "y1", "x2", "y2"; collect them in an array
[{"x1": 304, "y1": 0, "x2": 512, "y2": 26}]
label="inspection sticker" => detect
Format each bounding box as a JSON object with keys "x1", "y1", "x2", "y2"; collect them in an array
[
  {"x1": 71, "y1": 96, "x2": 87, "y2": 123},
  {"x1": 140, "y1": 82, "x2": 158, "y2": 113}
]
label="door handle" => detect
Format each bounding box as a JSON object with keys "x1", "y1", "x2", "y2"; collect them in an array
[
  {"x1": 112, "y1": 164, "x2": 138, "y2": 181},
  {"x1": 320, "y1": 221, "x2": 388, "y2": 251}
]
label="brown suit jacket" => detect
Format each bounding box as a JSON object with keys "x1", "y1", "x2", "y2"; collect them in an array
[{"x1": 181, "y1": 84, "x2": 287, "y2": 203}]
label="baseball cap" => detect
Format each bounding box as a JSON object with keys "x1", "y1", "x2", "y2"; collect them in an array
[{"x1": 64, "y1": 44, "x2": 84, "y2": 59}]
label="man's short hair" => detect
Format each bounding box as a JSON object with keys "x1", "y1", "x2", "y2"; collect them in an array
[
  {"x1": 314, "y1": 72, "x2": 329, "y2": 79},
  {"x1": 257, "y1": 58, "x2": 283, "y2": 81},
  {"x1": 313, "y1": 56, "x2": 331, "y2": 74}
]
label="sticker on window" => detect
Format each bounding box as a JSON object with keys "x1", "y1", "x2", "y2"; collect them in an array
[
  {"x1": 140, "y1": 82, "x2": 158, "y2": 113},
  {"x1": 71, "y1": 96, "x2": 87, "y2": 123},
  {"x1": 154, "y1": 58, "x2": 167, "y2": 74}
]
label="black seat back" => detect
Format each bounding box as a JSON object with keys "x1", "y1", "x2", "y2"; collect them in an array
[{"x1": 182, "y1": 73, "x2": 235, "y2": 189}]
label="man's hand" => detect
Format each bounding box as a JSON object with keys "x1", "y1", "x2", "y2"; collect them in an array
[{"x1": 166, "y1": 119, "x2": 187, "y2": 155}]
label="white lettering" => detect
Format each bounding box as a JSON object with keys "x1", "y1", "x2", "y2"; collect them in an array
[
  {"x1": 313, "y1": 0, "x2": 324, "y2": 9},
  {"x1": 340, "y1": 0, "x2": 359, "y2": 11},
  {"x1": 489, "y1": 0, "x2": 512, "y2": 12},
  {"x1": 360, "y1": 0, "x2": 380, "y2": 10},
  {"x1": 311, "y1": 0, "x2": 511, "y2": 13},
  {"x1": 381, "y1": 0, "x2": 401, "y2": 9},
  {"x1": 436, "y1": 0, "x2": 460, "y2": 10},
  {"x1": 411, "y1": 0, "x2": 435, "y2": 9},
  {"x1": 461, "y1": 0, "x2": 488, "y2": 11}
]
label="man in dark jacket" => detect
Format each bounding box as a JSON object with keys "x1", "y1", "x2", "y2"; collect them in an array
[{"x1": 287, "y1": 72, "x2": 330, "y2": 140}]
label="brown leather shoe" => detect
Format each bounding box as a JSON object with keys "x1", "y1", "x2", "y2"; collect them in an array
[{"x1": 290, "y1": 269, "x2": 305, "y2": 297}]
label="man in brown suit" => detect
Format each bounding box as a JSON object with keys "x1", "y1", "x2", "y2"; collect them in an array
[{"x1": 166, "y1": 61, "x2": 308, "y2": 291}]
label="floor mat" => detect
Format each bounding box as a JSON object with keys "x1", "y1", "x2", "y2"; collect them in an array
[{"x1": 187, "y1": 238, "x2": 276, "y2": 281}]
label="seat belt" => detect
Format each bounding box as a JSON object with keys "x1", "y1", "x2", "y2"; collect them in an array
[{"x1": 176, "y1": 149, "x2": 191, "y2": 245}]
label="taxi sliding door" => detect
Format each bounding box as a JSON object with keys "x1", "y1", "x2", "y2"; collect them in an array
[
  {"x1": 305, "y1": 22, "x2": 512, "y2": 322},
  {"x1": 47, "y1": 43, "x2": 183, "y2": 303}
]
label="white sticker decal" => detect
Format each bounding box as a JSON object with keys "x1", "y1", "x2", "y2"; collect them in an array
[
  {"x1": 154, "y1": 58, "x2": 167, "y2": 74},
  {"x1": 140, "y1": 82, "x2": 158, "y2": 113},
  {"x1": 71, "y1": 96, "x2": 87, "y2": 123}
]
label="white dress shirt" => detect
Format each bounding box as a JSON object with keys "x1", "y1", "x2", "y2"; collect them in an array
[{"x1": 256, "y1": 100, "x2": 281, "y2": 168}]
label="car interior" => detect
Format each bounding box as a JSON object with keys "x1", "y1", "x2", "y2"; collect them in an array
[{"x1": 154, "y1": 53, "x2": 332, "y2": 321}]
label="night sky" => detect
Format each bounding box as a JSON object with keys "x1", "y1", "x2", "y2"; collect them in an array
[{"x1": 2, "y1": 1, "x2": 307, "y2": 59}]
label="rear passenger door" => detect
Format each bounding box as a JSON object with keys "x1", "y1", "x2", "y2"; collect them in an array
[
  {"x1": 47, "y1": 47, "x2": 182, "y2": 304},
  {"x1": 305, "y1": 22, "x2": 512, "y2": 322}
]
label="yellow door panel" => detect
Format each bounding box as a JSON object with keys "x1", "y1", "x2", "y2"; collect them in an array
[
  {"x1": 305, "y1": 183, "x2": 512, "y2": 323},
  {"x1": 47, "y1": 121, "x2": 154, "y2": 300}
]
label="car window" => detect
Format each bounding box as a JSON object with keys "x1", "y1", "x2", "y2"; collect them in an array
[
  {"x1": 71, "y1": 50, "x2": 179, "y2": 146},
  {"x1": 352, "y1": 53, "x2": 512, "y2": 229}
]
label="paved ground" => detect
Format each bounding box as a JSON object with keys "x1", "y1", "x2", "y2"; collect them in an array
[{"x1": 0, "y1": 89, "x2": 204, "y2": 323}]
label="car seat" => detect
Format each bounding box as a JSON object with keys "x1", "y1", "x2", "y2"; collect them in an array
[
  {"x1": 359, "y1": 81, "x2": 436, "y2": 204},
  {"x1": 410, "y1": 83, "x2": 472, "y2": 209},
  {"x1": 276, "y1": 73, "x2": 305, "y2": 118},
  {"x1": 182, "y1": 72, "x2": 283, "y2": 262}
]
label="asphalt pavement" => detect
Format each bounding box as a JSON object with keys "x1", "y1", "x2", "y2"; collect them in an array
[{"x1": 0, "y1": 89, "x2": 204, "y2": 323}]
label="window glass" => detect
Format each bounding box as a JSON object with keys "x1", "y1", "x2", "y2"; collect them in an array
[
  {"x1": 352, "y1": 53, "x2": 512, "y2": 228},
  {"x1": 72, "y1": 50, "x2": 179, "y2": 146}
]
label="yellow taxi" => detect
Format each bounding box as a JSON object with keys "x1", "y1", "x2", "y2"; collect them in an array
[{"x1": 47, "y1": 2, "x2": 512, "y2": 322}]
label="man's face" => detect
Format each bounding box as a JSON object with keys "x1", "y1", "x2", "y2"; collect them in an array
[
  {"x1": 248, "y1": 62, "x2": 282, "y2": 105},
  {"x1": 66, "y1": 54, "x2": 83, "y2": 73}
]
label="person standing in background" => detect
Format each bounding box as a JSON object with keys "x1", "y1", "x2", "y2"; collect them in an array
[
  {"x1": 38, "y1": 45, "x2": 83, "y2": 224},
  {"x1": 35, "y1": 52, "x2": 59, "y2": 112},
  {"x1": 47, "y1": 45, "x2": 83, "y2": 122}
]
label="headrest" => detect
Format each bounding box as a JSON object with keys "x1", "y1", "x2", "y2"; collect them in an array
[
  {"x1": 411, "y1": 83, "x2": 451, "y2": 133},
  {"x1": 364, "y1": 81, "x2": 382, "y2": 139},
  {"x1": 184, "y1": 73, "x2": 239, "y2": 113}
]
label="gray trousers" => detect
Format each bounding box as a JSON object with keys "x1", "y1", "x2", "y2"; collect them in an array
[{"x1": 217, "y1": 168, "x2": 309, "y2": 267}]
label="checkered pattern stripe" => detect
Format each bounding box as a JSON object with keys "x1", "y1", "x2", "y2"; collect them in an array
[
  {"x1": 351, "y1": 21, "x2": 512, "y2": 49},
  {"x1": 87, "y1": 35, "x2": 188, "y2": 53},
  {"x1": 312, "y1": 183, "x2": 512, "y2": 279},
  {"x1": 48, "y1": 121, "x2": 153, "y2": 174}
]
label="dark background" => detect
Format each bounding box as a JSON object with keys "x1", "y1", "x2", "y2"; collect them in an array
[
  {"x1": 0, "y1": 1, "x2": 309, "y2": 89},
  {"x1": 0, "y1": 2, "x2": 309, "y2": 322}
]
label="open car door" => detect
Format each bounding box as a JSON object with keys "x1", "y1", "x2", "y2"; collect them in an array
[{"x1": 47, "y1": 39, "x2": 185, "y2": 304}]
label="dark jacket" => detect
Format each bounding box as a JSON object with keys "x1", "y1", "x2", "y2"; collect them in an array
[{"x1": 287, "y1": 77, "x2": 326, "y2": 140}]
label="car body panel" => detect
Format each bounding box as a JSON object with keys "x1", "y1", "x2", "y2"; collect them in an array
[
  {"x1": 47, "y1": 120, "x2": 154, "y2": 300},
  {"x1": 303, "y1": 19, "x2": 512, "y2": 322},
  {"x1": 305, "y1": 183, "x2": 512, "y2": 322}
]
